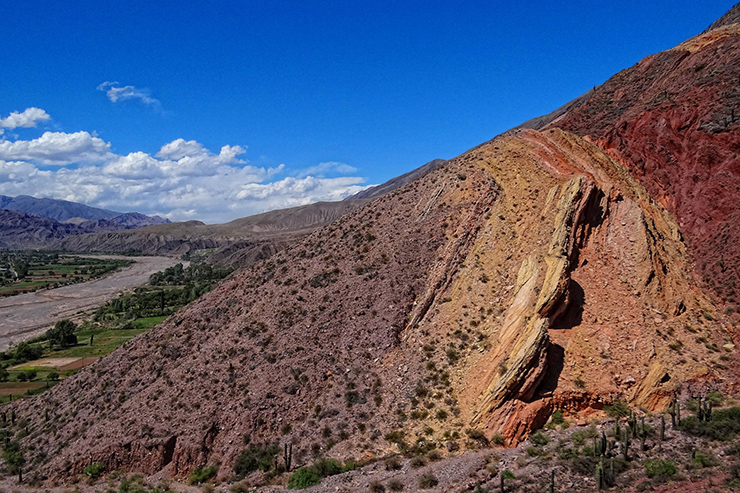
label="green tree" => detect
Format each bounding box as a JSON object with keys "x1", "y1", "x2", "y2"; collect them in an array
[
  {"x1": 46, "y1": 319, "x2": 78, "y2": 348},
  {"x1": 2, "y1": 441, "x2": 25, "y2": 482}
]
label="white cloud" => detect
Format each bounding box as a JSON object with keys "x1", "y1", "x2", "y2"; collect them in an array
[
  {"x1": 295, "y1": 161, "x2": 358, "y2": 178},
  {"x1": 0, "y1": 131, "x2": 114, "y2": 165},
  {"x1": 97, "y1": 81, "x2": 160, "y2": 108},
  {"x1": 0, "y1": 107, "x2": 372, "y2": 223},
  {"x1": 0, "y1": 107, "x2": 51, "y2": 129},
  {"x1": 0, "y1": 142, "x2": 369, "y2": 223}
]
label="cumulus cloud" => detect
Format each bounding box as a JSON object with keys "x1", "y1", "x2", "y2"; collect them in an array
[
  {"x1": 0, "y1": 107, "x2": 51, "y2": 129},
  {"x1": 97, "y1": 81, "x2": 161, "y2": 108},
  {"x1": 0, "y1": 131, "x2": 115, "y2": 165},
  {"x1": 295, "y1": 161, "x2": 358, "y2": 178},
  {"x1": 0, "y1": 134, "x2": 370, "y2": 223}
]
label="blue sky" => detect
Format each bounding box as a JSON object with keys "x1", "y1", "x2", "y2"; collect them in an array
[{"x1": 0, "y1": 1, "x2": 735, "y2": 223}]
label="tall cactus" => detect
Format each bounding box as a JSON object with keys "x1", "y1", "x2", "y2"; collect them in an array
[
  {"x1": 595, "y1": 459, "x2": 605, "y2": 489},
  {"x1": 284, "y1": 442, "x2": 292, "y2": 471},
  {"x1": 623, "y1": 427, "x2": 630, "y2": 461}
]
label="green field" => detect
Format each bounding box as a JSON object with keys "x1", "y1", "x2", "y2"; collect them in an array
[{"x1": 0, "y1": 251, "x2": 133, "y2": 296}]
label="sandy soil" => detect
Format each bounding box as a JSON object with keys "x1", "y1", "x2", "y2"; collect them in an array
[{"x1": 0, "y1": 256, "x2": 183, "y2": 351}]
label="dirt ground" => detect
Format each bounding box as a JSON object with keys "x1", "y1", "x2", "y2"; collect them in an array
[{"x1": 0, "y1": 256, "x2": 183, "y2": 351}]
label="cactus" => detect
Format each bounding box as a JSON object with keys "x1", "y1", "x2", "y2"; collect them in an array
[
  {"x1": 595, "y1": 459, "x2": 605, "y2": 489},
  {"x1": 549, "y1": 469, "x2": 555, "y2": 493},
  {"x1": 660, "y1": 414, "x2": 665, "y2": 440},
  {"x1": 500, "y1": 471, "x2": 504, "y2": 493},
  {"x1": 614, "y1": 419, "x2": 620, "y2": 439},
  {"x1": 600, "y1": 431, "x2": 607, "y2": 456},
  {"x1": 623, "y1": 427, "x2": 629, "y2": 461},
  {"x1": 284, "y1": 442, "x2": 293, "y2": 471},
  {"x1": 676, "y1": 399, "x2": 681, "y2": 426}
]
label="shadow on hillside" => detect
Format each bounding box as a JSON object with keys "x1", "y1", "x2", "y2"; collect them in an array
[{"x1": 552, "y1": 280, "x2": 584, "y2": 330}]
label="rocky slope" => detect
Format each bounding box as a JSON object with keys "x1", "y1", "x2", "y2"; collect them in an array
[
  {"x1": 0, "y1": 209, "x2": 79, "y2": 248},
  {"x1": 51, "y1": 160, "x2": 445, "y2": 266},
  {"x1": 520, "y1": 17, "x2": 740, "y2": 310},
  {"x1": 8, "y1": 127, "x2": 734, "y2": 483},
  {"x1": 0, "y1": 195, "x2": 170, "y2": 249},
  {"x1": 3, "y1": 4, "x2": 740, "y2": 489}
]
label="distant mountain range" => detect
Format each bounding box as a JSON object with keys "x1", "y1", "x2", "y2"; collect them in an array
[
  {"x1": 0, "y1": 194, "x2": 169, "y2": 249},
  {"x1": 47, "y1": 159, "x2": 447, "y2": 265}
]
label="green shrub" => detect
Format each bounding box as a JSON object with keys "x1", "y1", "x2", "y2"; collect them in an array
[
  {"x1": 387, "y1": 478, "x2": 404, "y2": 491},
  {"x1": 83, "y1": 462, "x2": 105, "y2": 479},
  {"x1": 604, "y1": 400, "x2": 630, "y2": 418},
  {"x1": 692, "y1": 451, "x2": 719, "y2": 468},
  {"x1": 571, "y1": 426, "x2": 597, "y2": 445},
  {"x1": 644, "y1": 459, "x2": 677, "y2": 479},
  {"x1": 547, "y1": 410, "x2": 568, "y2": 429},
  {"x1": 418, "y1": 473, "x2": 438, "y2": 489},
  {"x1": 288, "y1": 466, "x2": 321, "y2": 489},
  {"x1": 526, "y1": 446, "x2": 542, "y2": 457},
  {"x1": 502, "y1": 470, "x2": 515, "y2": 480},
  {"x1": 491, "y1": 433, "x2": 505, "y2": 446},
  {"x1": 188, "y1": 464, "x2": 218, "y2": 485},
  {"x1": 233, "y1": 444, "x2": 280, "y2": 478},
  {"x1": 530, "y1": 431, "x2": 549, "y2": 446},
  {"x1": 679, "y1": 407, "x2": 740, "y2": 440},
  {"x1": 312, "y1": 458, "x2": 342, "y2": 477},
  {"x1": 707, "y1": 391, "x2": 725, "y2": 407}
]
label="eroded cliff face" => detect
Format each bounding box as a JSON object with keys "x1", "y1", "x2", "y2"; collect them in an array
[
  {"x1": 547, "y1": 23, "x2": 740, "y2": 308},
  {"x1": 394, "y1": 128, "x2": 731, "y2": 445},
  {"x1": 9, "y1": 126, "x2": 731, "y2": 483},
  {"x1": 7, "y1": 17, "x2": 740, "y2": 483}
]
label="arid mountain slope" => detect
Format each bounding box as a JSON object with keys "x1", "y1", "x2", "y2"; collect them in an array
[
  {"x1": 53, "y1": 201, "x2": 366, "y2": 266},
  {"x1": 6, "y1": 6, "x2": 740, "y2": 488},
  {"x1": 0, "y1": 209, "x2": 79, "y2": 248},
  {"x1": 521, "y1": 18, "x2": 740, "y2": 308},
  {"x1": 52, "y1": 160, "x2": 446, "y2": 266},
  {"x1": 9, "y1": 126, "x2": 732, "y2": 482},
  {"x1": 0, "y1": 195, "x2": 169, "y2": 249}
]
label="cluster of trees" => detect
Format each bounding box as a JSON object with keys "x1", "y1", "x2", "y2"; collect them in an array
[
  {"x1": 148, "y1": 262, "x2": 231, "y2": 286},
  {"x1": 91, "y1": 262, "x2": 232, "y2": 321},
  {"x1": 45, "y1": 320, "x2": 78, "y2": 348}
]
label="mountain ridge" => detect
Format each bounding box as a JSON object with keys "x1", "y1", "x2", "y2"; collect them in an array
[{"x1": 4, "y1": 4, "x2": 740, "y2": 489}]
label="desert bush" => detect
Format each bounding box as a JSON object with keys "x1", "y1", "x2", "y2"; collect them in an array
[
  {"x1": 233, "y1": 444, "x2": 280, "y2": 478},
  {"x1": 385, "y1": 456, "x2": 402, "y2": 470},
  {"x1": 410, "y1": 456, "x2": 426, "y2": 468},
  {"x1": 644, "y1": 459, "x2": 677, "y2": 479},
  {"x1": 571, "y1": 426, "x2": 597, "y2": 445},
  {"x1": 312, "y1": 458, "x2": 342, "y2": 477},
  {"x1": 418, "y1": 473, "x2": 438, "y2": 489},
  {"x1": 604, "y1": 400, "x2": 630, "y2": 418},
  {"x1": 188, "y1": 465, "x2": 218, "y2": 485},
  {"x1": 83, "y1": 462, "x2": 105, "y2": 479},
  {"x1": 288, "y1": 466, "x2": 321, "y2": 489},
  {"x1": 680, "y1": 407, "x2": 740, "y2": 440},
  {"x1": 530, "y1": 431, "x2": 549, "y2": 446},
  {"x1": 369, "y1": 480, "x2": 386, "y2": 492},
  {"x1": 387, "y1": 478, "x2": 404, "y2": 491}
]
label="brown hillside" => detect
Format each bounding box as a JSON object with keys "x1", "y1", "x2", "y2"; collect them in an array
[
  {"x1": 5, "y1": 6, "x2": 740, "y2": 489},
  {"x1": 8, "y1": 127, "x2": 733, "y2": 484},
  {"x1": 530, "y1": 19, "x2": 740, "y2": 309}
]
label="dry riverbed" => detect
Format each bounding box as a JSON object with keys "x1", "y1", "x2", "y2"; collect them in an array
[{"x1": 0, "y1": 256, "x2": 183, "y2": 351}]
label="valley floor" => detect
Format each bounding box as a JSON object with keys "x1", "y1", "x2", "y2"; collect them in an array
[{"x1": 0, "y1": 255, "x2": 183, "y2": 351}]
